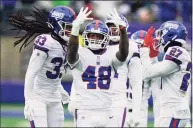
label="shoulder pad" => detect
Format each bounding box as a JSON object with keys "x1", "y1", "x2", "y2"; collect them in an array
[
  {"x1": 33, "y1": 34, "x2": 55, "y2": 53},
  {"x1": 164, "y1": 46, "x2": 190, "y2": 65}
]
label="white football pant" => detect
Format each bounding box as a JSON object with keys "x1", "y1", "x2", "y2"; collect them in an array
[
  {"x1": 107, "y1": 107, "x2": 128, "y2": 127},
  {"x1": 29, "y1": 100, "x2": 64, "y2": 127},
  {"x1": 159, "y1": 117, "x2": 189, "y2": 127},
  {"x1": 74, "y1": 109, "x2": 110, "y2": 127}
]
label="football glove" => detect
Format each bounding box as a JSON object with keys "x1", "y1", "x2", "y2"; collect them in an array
[
  {"x1": 60, "y1": 90, "x2": 70, "y2": 105},
  {"x1": 24, "y1": 100, "x2": 34, "y2": 121},
  {"x1": 142, "y1": 26, "x2": 155, "y2": 47},
  {"x1": 107, "y1": 8, "x2": 127, "y2": 30},
  {"x1": 149, "y1": 44, "x2": 159, "y2": 58},
  {"x1": 68, "y1": 99, "x2": 77, "y2": 116},
  {"x1": 127, "y1": 111, "x2": 140, "y2": 128},
  {"x1": 71, "y1": 7, "x2": 93, "y2": 36}
]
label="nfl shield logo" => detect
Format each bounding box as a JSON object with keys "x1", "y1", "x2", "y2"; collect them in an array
[{"x1": 96, "y1": 56, "x2": 100, "y2": 65}]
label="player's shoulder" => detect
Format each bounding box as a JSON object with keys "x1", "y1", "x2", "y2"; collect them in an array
[
  {"x1": 108, "y1": 44, "x2": 119, "y2": 50},
  {"x1": 129, "y1": 39, "x2": 139, "y2": 52},
  {"x1": 128, "y1": 39, "x2": 140, "y2": 58},
  {"x1": 164, "y1": 46, "x2": 191, "y2": 65},
  {"x1": 34, "y1": 34, "x2": 55, "y2": 49},
  {"x1": 78, "y1": 45, "x2": 89, "y2": 55}
]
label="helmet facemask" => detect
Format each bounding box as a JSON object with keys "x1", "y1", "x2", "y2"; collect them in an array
[
  {"x1": 106, "y1": 22, "x2": 120, "y2": 42},
  {"x1": 153, "y1": 28, "x2": 170, "y2": 53},
  {"x1": 58, "y1": 21, "x2": 72, "y2": 42},
  {"x1": 83, "y1": 32, "x2": 109, "y2": 50}
]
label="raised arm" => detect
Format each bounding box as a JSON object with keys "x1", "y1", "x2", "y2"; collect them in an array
[
  {"x1": 107, "y1": 9, "x2": 129, "y2": 62},
  {"x1": 116, "y1": 25, "x2": 129, "y2": 61},
  {"x1": 67, "y1": 7, "x2": 93, "y2": 65},
  {"x1": 140, "y1": 26, "x2": 180, "y2": 80}
]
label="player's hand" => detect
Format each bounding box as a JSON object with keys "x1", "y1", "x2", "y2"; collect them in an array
[
  {"x1": 61, "y1": 90, "x2": 70, "y2": 104},
  {"x1": 107, "y1": 8, "x2": 127, "y2": 30},
  {"x1": 142, "y1": 26, "x2": 155, "y2": 47},
  {"x1": 68, "y1": 99, "x2": 76, "y2": 116},
  {"x1": 24, "y1": 101, "x2": 34, "y2": 121},
  {"x1": 127, "y1": 112, "x2": 140, "y2": 128},
  {"x1": 72, "y1": 7, "x2": 93, "y2": 27},
  {"x1": 149, "y1": 42, "x2": 159, "y2": 58}
]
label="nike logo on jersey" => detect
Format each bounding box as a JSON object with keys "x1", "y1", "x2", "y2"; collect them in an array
[{"x1": 109, "y1": 116, "x2": 114, "y2": 119}]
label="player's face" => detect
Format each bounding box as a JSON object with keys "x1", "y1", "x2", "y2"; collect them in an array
[
  {"x1": 61, "y1": 23, "x2": 72, "y2": 37},
  {"x1": 107, "y1": 23, "x2": 119, "y2": 36},
  {"x1": 87, "y1": 33, "x2": 104, "y2": 40}
]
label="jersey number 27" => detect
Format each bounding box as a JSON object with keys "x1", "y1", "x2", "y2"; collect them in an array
[{"x1": 82, "y1": 66, "x2": 111, "y2": 90}]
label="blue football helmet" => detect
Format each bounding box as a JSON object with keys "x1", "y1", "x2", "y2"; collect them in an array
[
  {"x1": 48, "y1": 6, "x2": 76, "y2": 41},
  {"x1": 83, "y1": 20, "x2": 110, "y2": 50},
  {"x1": 105, "y1": 14, "x2": 129, "y2": 42},
  {"x1": 154, "y1": 21, "x2": 187, "y2": 52},
  {"x1": 131, "y1": 30, "x2": 147, "y2": 47}
]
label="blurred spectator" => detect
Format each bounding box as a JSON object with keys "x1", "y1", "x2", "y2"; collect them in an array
[
  {"x1": 155, "y1": 1, "x2": 178, "y2": 22},
  {"x1": 181, "y1": 1, "x2": 192, "y2": 23},
  {"x1": 1, "y1": 0, "x2": 17, "y2": 23},
  {"x1": 92, "y1": 1, "x2": 120, "y2": 20},
  {"x1": 136, "y1": 7, "x2": 155, "y2": 23},
  {"x1": 84, "y1": 0, "x2": 96, "y2": 19}
]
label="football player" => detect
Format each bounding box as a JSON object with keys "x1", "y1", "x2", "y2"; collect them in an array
[
  {"x1": 8, "y1": 6, "x2": 76, "y2": 127},
  {"x1": 140, "y1": 21, "x2": 191, "y2": 127},
  {"x1": 131, "y1": 30, "x2": 161, "y2": 127},
  {"x1": 67, "y1": 7, "x2": 129, "y2": 127},
  {"x1": 105, "y1": 16, "x2": 142, "y2": 127}
]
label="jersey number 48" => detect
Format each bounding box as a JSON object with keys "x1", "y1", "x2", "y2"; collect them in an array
[{"x1": 82, "y1": 66, "x2": 111, "y2": 90}]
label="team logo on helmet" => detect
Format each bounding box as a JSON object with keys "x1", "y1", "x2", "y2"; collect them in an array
[{"x1": 51, "y1": 11, "x2": 65, "y2": 20}]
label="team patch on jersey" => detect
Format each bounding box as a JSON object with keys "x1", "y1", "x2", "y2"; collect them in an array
[{"x1": 37, "y1": 52, "x2": 40, "y2": 56}]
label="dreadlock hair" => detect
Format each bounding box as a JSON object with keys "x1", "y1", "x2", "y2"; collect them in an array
[{"x1": 8, "y1": 7, "x2": 53, "y2": 52}]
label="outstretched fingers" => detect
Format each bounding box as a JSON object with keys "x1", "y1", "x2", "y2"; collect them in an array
[{"x1": 85, "y1": 10, "x2": 92, "y2": 17}]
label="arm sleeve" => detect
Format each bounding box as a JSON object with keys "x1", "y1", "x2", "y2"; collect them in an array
[
  {"x1": 128, "y1": 56, "x2": 142, "y2": 115},
  {"x1": 24, "y1": 49, "x2": 47, "y2": 102},
  {"x1": 140, "y1": 48, "x2": 180, "y2": 80}
]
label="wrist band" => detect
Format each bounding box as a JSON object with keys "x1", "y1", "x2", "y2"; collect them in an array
[{"x1": 71, "y1": 22, "x2": 80, "y2": 36}]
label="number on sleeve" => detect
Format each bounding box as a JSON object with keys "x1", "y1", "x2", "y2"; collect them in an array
[
  {"x1": 82, "y1": 66, "x2": 112, "y2": 90},
  {"x1": 35, "y1": 36, "x2": 47, "y2": 46},
  {"x1": 180, "y1": 62, "x2": 192, "y2": 91},
  {"x1": 169, "y1": 48, "x2": 183, "y2": 58},
  {"x1": 46, "y1": 57, "x2": 63, "y2": 79}
]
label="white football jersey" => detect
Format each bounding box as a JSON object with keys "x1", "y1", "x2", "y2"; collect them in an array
[
  {"x1": 32, "y1": 34, "x2": 67, "y2": 102},
  {"x1": 110, "y1": 39, "x2": 140, "y2": 108},
  {"x1": 159, "y1": 46, "x2": 191, "y2": 117},
  {"x1": 69, "y1": 46, "x2": 121, "y2": 110}
]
